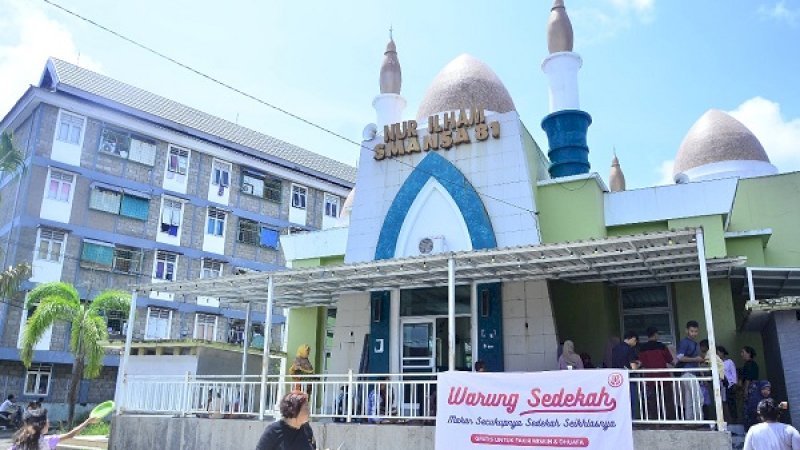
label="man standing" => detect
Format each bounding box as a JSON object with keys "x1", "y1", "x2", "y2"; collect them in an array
[
  {"x1": 638, "y1": 327, "x2": 676, "y2": 420},
  {"x1": 612, "y1": 330, "x2": 640, "y2": 418},
  {"x1": 676, "y1": 320, "x2": 705, "y2": 421}
]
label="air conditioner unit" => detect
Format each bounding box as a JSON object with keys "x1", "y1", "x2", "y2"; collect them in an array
[{"x1": 418, "y1": 236, "x2": 445, "y2": 255}]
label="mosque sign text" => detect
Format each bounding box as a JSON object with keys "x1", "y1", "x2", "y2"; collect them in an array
[{"x1": 374, "y1": 108, "x2": 500, "y2": 161}]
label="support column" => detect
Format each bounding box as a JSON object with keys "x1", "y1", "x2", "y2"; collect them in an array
[
  {"x1": 241, "y1": 301, "x2": 252, "y2": 382},
  {"x1": 259, "y1": 276, "x2": 274, "y2": 420},
  {"x1": 448, "y1": 257, "x2": 456, "y2": 372},
  {"x1": 697, "y1": 228, "x2": 725, "y2": 431},
  {"x1": 116, "y1": 290, "x2": 138, "y2": 415}
]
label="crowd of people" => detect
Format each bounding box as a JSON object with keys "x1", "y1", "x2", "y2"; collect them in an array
[{"x1": 560, "y1": 320, "x2": 792, "y2": 433}]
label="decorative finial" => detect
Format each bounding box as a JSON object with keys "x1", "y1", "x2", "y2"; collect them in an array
[
  {"x1": 547, "y1": 0, "x2": 574, "y2": 54},
  {"x1": 380, "y1": 30, "x2": 401, "y2": 94},
  {"x1": 609, "y1": 150, "x2": 626, "y2": 192}
]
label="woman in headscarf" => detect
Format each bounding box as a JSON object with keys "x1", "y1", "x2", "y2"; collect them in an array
[
  {"x1": 558, "y1": 340, "x2": 584, "y2": 370},
  {"x1": 290, "y1": 344, "x2": 315, "y2": 392},
  {"x1": 744, "y1": 380, "x2": 772, "y2": 431}
]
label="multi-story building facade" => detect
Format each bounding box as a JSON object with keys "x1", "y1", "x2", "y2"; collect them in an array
[{"x1": 0, "y1": 58, "x2": 355, "y2": 418}]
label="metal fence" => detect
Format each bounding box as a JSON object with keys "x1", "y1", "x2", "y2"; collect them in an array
[{"x1": 122, "y1": 368, "x2": 717, "y2": 425}]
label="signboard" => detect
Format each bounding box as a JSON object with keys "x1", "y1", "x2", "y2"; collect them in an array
[{"x1": 436, "y1": 370, "x2": 633, "y2": 449}]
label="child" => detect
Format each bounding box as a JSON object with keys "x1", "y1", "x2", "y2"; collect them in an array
[{"x1": 11, "y1": 408, "x2": 97, "y2": 450}]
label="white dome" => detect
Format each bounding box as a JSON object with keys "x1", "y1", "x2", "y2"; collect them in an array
[
  {"x1": 416, "y1": 54, "x2": 515, "y2": 121},
  {"x1": 673, "y1": 109, "x2": 777, "y2": 183}
]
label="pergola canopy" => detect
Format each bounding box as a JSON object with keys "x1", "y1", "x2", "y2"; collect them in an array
[{"x1": 133, "y1": 228, "x2": 744, "y2": 308}]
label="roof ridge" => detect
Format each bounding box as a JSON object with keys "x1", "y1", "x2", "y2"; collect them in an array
[{"x1": 48, "y1": 57, "x2": 356, "y2": 183}]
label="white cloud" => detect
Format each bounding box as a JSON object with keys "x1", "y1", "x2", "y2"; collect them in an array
[
  {"x1": 728, "y1": 97, "x2": 800, "y2": 173},
  {"x1": 656, "y1": 159, "x2": 674, "y2": 185},
  {"x1": 0, "y1": 1, "x2": 102, "y2": 117},
  {"x1": 758, "y1": 1, "x2": 800, "y2": 25},
  {"x1": 570, "y1": 0, "x2": 656, "y2": 47}
]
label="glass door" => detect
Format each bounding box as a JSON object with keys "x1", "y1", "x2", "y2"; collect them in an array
[{"x1": 401, "y1": 319, "x2": 435, "y2": 373}]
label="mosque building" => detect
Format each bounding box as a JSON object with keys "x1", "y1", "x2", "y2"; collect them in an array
[{"x1": 276, "y1": 0, "x2": 800, "y2": 428}]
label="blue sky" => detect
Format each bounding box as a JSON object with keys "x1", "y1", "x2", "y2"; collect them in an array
[{"x1": 1, "y1": 0, "x2": 798, "y2": 188}]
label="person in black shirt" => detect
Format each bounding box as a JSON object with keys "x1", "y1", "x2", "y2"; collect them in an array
[{"x1": 256, "y1": 391, "x2": 317, "y2": 450}]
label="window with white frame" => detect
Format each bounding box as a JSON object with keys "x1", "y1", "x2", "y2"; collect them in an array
[
  {"x1": 153, "y1": 251, "x2": 178, "y2": 281},
  {"x1": 201, "y1": 259, "x2": 224, "y2": 279},
  {"x1": 291, "y1": 185, "x2": 307, "y2": 209},
  {"x1": 620, "y1": 285, "x2": 676, "y2": 345},
  {"x1": 324, "y1": 193, "x2": 340, "y2": 218},
  {"x1": 159, "y1": 199, "x2": 183, "y2": 235},
  {"x1": 211, "y1": 161, "x2": 230, "y2": 187},
  {"x1": 166, "y1": 146, "x2": 189, "y2": 175},
  {"x1": 56, "y1": 112, "x2": 83, "y2": 145},
  {"x1": 46, "y1": 170, "x2": 74, "y2": 202},
  {"x1": 24, "y1": 364, "x2": 53, "y2": 396},
  {"x1": 36, "y1": 228, "x2": 66, "y2": 262},
  {"x1": 206, "y1": 208, "x2": 226, "y2": 237},
  {"x1": 145, "y1": 307, "x2": 172, "y2": 340},
  {"x1": 194, "y1": 314, "x2": 218, "y2": 341}
]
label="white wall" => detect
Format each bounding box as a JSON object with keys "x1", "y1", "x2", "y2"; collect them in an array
[
  {"x1": 17, "y1": 309, "x2": 52, "y2": 351},
  {"x1": 50, "y1": 110, "x2": 84, "y2": 167},
  {"x1": 124, "y1": 355, "x2": 199, "y2": 376},
  {"x1": 327, "y1": 292, "x2": 371, "y2": 374},
  {"x1": 280, "y1": 227, "x2": 348, "y2": 263},
  {"x1": 30, "y1": 259, "x2": 63, "y2": 283},
  {"x1": 501, "y1": 280, "x2": 558, "y2": 372},
  {"x1": 346, "y1": 111, "x2": 541, "y2": 263}
]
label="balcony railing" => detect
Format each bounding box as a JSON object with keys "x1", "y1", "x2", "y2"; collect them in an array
[{"x1": 121, "y1": 368, "x2": 717, "y2": 425}]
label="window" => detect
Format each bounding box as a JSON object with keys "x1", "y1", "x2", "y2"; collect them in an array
[
  {"x1": 620, "y1": 285, "x2": 676, "y2": 345},
  {"x1": 36, "y1": 228, "x2": 66, "y2": 262},
  {"x1": 241, "y1": 170, "x2": 282, "y2": 202},
  {"x1": 119, "y1": 194, "x2": 150, "y2": 221},
  {"x1": 237, "y1": 218, "x2": 279, "y2": 248},
  {"x1": 98, "y1": 127, "x2": 157, "y2": 166},
  {"x1": 113, "y1": 246, "x2": 143, "y2": 274},
  {"x1": 206, "y1": 208, "x2": 226, "y2": 237},
  {"x1": 324, "y1": 193, "x2": 340, "y2": 218},
  {"x1": 46, "y1": 170, "x2": 74, "y2": 202},
  {"x1": 89, "y1": 187, "x2": 122, "y2": 214},
  {"x1": 212, "y1": 161, "x2": 230, "y2": 187},
  {"x1": 201, "y1": 259, "x2": 224, "y2": 279},
  {"x1": 167, "y1": 146, "x2": 189, "y2": 175},
  {"x1": 80, "y1": 240, "x2": 114, "y2": 270},
  {"x1": 291, "y1": 185, "x2": 307, "y2": 209},
  {"x1": 56, "y1": 112, "x2": 83, "y2": 145},
  {"x1": 24, "y1": 364, "x2": 53, "y2": 396},
  {"x1": 194, "y1": 314, "x2": 218, "y2": 341},
  {"x1": 153, "y1": 251, "x2": 178, "y2": 281},
  {"x1": 104, "y1": 310, "x2": 125, "y2": 338},
  {"x1": 145, "y1": 308, "x2": 172, "y2": 340},
  {"x1": 160, "y1": 199, "x2": 183, "y2": 235}
]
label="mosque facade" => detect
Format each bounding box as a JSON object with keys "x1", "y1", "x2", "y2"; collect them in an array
[{"x1": 280, "y1": 0, "x2": 800, "y2": 428}]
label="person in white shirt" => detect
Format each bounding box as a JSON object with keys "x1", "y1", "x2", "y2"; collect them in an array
[
  {"x1": 744, "y1": 399, "x2": 800, "y2": 450},
  {"x1": 718, "y1": 346, "x2": 738, "y2": 422},
  {"x1": 0, "y1": 394, "x2": 21, "y2": 426}
]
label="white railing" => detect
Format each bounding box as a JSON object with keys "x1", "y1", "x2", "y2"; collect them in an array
[
  {"x1": 629, "y1": 367, "x2": 717, "y2": 425},
  {"x1": 122, "y1": 369, "x2": 718, "y2": 425}
]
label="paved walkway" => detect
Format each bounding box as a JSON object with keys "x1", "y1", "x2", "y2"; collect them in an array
[{"x1": 0, "y1": 430, "x2": 108, "y2": 449}]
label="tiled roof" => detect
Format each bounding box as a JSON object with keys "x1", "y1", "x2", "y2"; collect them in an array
[{"x1": 48, "y1": 58, "x2": 356, "y2": 184}]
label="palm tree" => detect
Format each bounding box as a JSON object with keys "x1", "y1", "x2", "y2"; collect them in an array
[
  {"x1": 0, "y1": 131, "x2": 30, "y2": 298},
  {"x1": 20, "y1": 282, "x2": 131, "y2": 425}
]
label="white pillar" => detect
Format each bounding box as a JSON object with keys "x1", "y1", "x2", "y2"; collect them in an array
[
  {"x1": 696, "y1": 228, "x2": 725, "y2": 431},
  {"x1": 470, "y1": 281, "x2": 478, "y2": 370},
  {"x1": 116, "y1": 290, "x2": 138, "y2": 415},
  {"x1": 448, "y1": 257, "x2": 456, "y2": 372},
  {"x1": 259, "y1": 276, "x2": 275, "y2": 420},
  {"x1": 372, "y1": 93, "x2": 407, "y2": 131},
  {"x1": 541, "y1": 51, "x2": 582, "y2": 113},
  {"x1": 240, "y1": 301, "x2": 252, "y2": 382}
]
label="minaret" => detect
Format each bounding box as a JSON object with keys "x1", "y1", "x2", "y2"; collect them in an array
[
  {"x1": 541, "y1": 0, "x2": 592, "y2": 178},
  {"x1": 372, "y1": 30, "x2": 406, "y2": 131},
  {"x1": 609, "y1": 152, "x2": 626, "y2": 192}
]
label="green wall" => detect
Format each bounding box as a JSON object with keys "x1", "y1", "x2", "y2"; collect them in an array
[
  {"x1": 726, "y1": 237, "x2": 766, "y2": 267},
  {"x1": 667, "y1": 214, "x2": 726, "y2": 258},
  {"x1": 549, "y1": 281, "x2": 619, "y2": 365},
  {"x1": 727, "y1": 172, "x2": 800, "y2": 267},
  {"x1": 284, "y1": 255, "x2": 342, "y2": 373},
  {"x1": 536, "y1": 178, "x2": 607, "y2": 243},
  {"x1": 607, "y1": 221, "x2": 668, "y2": 237}
]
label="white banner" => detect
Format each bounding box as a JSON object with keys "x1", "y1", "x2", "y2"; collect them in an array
[{"x1": 435, "y1": 370, "x2": 633, "y2": 449}]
